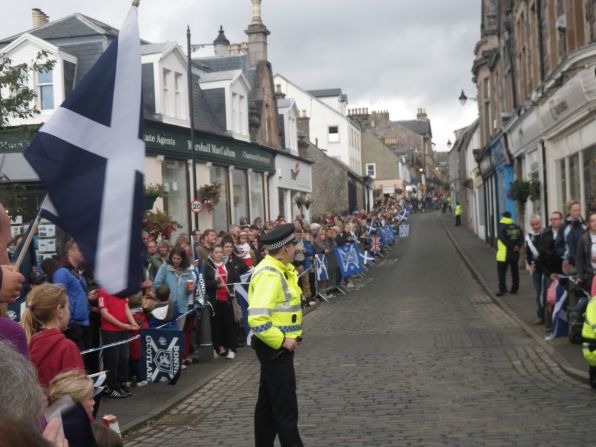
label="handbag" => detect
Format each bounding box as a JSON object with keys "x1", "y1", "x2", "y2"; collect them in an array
[{"x1": 231, "y1": 297, "x2": 243, "y2": 323}]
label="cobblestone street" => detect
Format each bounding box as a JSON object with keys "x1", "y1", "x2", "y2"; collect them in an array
[{"x1": 126, "y1": 213, "x2": 595, "y2": 446}]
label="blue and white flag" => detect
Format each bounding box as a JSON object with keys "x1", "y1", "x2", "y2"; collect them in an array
[
  {"x1": 24, "y1": 6, "x2": 144, "y2": 296},
  {"x1": 141, "y1": 328, "x2": 184, "y2": 384},
  {"x1": 234, "y1": 270, "x2": 253, "y2": 337},
  {"x1": 359, "y1": 250, "x2": 374, "y2": 265},
  {"x1": 399, "y1": 224, "x2": 410, "y2": 238},
  {"x1": 334, "y1": 243, "x2": 363, "y2": 277},
  {"x1": 315, "y1": 253, "x2": 329, "y2": 281},
  {"x1": 551, "y1": 282, "x2": 568, "y2": 338}
]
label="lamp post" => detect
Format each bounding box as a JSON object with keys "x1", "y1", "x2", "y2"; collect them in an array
[{"x1": 458, "y1": 89, "x2": 478, "y2": 106}]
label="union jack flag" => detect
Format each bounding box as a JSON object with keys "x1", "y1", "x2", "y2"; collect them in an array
[{"x1": 370, "y1": 235, "x2": 381, "y2": 254}]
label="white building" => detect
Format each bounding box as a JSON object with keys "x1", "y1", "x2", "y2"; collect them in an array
[
  {"x1": 269, "y1": 97, "x2": 313, "y2": 221},
  {"x1": 273, "y1": 74, "x2": 362, "y2": 174}
]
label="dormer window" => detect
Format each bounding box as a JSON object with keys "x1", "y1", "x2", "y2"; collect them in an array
[{"x1": 37, "y1": 68, "x2": 54, "y2": 110}]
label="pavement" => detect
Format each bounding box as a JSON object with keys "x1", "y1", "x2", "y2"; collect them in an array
[
  {"x1": 119, "y1": 211, "x2": 595, "y2": 446},
  {"x1": 439, "y1": 212, "x2": 587, "y2": 379}
]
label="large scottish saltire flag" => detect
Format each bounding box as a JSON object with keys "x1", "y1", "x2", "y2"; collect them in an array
[
  {"x1": 24, "y1": 7, "x2": 144, "y2": 296},
  {"x1": 334, "y1": 243, "x2": 363, "y2": 277},
  {"x1": 234, "y1": 270, "x2": 253, "y2": 336},
  {"x1": 551, "y1": 282, "x2": 568, "y2": 338}
]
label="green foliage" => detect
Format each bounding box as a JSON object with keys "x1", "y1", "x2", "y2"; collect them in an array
[
  {"x1": 0, "y1": 51, "x2": 56, "y2": 129},
  {"x1": 508, "y1": 180, "x2": 531, "y2": 203},
  {"x1": 197, "y1": 182, "x2": 222, "y2": 212},
  {"x1": 529, "y1": 179, "x2": 540, "y2": 201},
  {"x1": 462, "y1": 178, "x2": 474, "y2": 189},
  {"x1": 143, "y1": 210, "x2": 181, "y2": 240}
]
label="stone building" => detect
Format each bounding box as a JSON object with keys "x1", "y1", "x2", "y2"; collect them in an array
[
  {"x1": 472, "y1": 0, "x2": 596, "y2": 239},
  {"x1": 361, "y1": 132, "x2": 407, "y2": 195}
]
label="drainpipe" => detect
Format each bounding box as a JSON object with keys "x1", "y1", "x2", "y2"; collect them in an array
[
  {"x1": 540, "y1": 139, "x2": 548, "y2": 218},
  {"x1": 536, "y1": 0, "x2": 546, "y2": 83}
]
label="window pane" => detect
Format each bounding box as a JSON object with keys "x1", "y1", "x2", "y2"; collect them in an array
[
  {"x1": 328, "y1": 126, "x2": 339, "y2": 143},
  {"x1": 162, "y1": 160, "x2": 188, "y2": 238},
  {"x1": 569, "y1": 153, "x2": 580, "y2": 201},
  {"x1": 38, "y1": 69, "x2": 52, "y2": 84},
  {"x1": 559, "y1": 158, "x2": 567, "y2": 207},
  {"x1": 584, "y1": 146, "x2": 596, "y2": 213},
  {"x1": 210, "y1": 166, "x2": 229, "y2": 230},
  {"x1": 250, "y1": 171, "x2": 264, "y2": 223},
  {"x1": 40, "y1": 85, "x2": 54, "y2": 110},
  {"x1": 232, "y1": 169, "x2": 249, "y2": 225}
]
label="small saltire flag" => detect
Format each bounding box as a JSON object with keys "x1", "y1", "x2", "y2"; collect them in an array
[
  {"x1": 8, "y1": 222, "x2": 39, "y2": 321},
  {"x1": 315, "y1": 253, "x2": 329, "y2": 281},
  {"x1": 24, "y1": 6, "x2": 144, "y2": 296},
  {"x1": 359, "y1": 250, "x2": 374, "y2": 265},
  {"x1": 399, "y1": 224, "x2": 410, "y2": 238},
  {"x1": 234, "y1": 270, "x2": 253, "y2": 336},
  {"x1": 551, "y1": 282, "x2": 568, "y2": 338},
  {"x1": 334, "y1": 243, "x2": 363, "y2": 277}
]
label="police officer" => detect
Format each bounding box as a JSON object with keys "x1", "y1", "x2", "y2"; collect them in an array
[
  {"x1": 496, "y1": 211, "x2": 524, "y2": 296},
  {"x1": 454, "y1": 202, "x2": 463, "y2": 226},
  {"x1": 582, "y1": 294, "x2": 596, "y2": 390},
  {"x1": 248, "y1": 223, "x2": 304, "y2": 447}
]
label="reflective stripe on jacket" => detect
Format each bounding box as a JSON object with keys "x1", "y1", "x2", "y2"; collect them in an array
[
  {"x1": 248, "y1": 256, "x2": 303, "y2": 349},
  {"x1": 582, "y1": 297, "x2": 596, "y2": 366}
]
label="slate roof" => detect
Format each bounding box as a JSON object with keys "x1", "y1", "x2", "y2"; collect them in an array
[
  {"x1": 197, "y1": 54, "x2": 257, "y2": 90},
  {"x1": 396, "y1": 119, "x2": 432, "y2": 137},
  {"x1": 141, "y1": 42, "x2": 176, "y2": 56},
  {"x1": 276, "y1": 98, "x2": 295, "y2": 109},
  {"x1": 0, "y1": 13, "x2": 118, "y2": 44},
  {"x1": 199, "y1": 70, "x2": 240, "y2": 83},
  {"x1": 308, "y1": 88, "x2": 343, "y2": 98}
]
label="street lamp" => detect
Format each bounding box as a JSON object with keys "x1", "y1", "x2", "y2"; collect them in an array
[
  {"x1": 447, "y1": 139, "x2": 452, "y2": 149},
  {"x1": 458, "y1": 89, "x2": 478, "y2": 106}
]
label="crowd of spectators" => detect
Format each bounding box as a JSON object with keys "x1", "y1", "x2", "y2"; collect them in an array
[{"x1": 0, "y1": 195, "x2": 415, "y2": 445}]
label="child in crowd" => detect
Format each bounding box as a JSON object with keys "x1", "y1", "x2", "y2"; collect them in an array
[
  {"x1": 98, "y1": 288, "x2": 139, "y2": 398},
  {"x1": 235, "y1": 231, "x2": 254, "y2": 268},
  {"x1": 48, "y1": 370, "x2": 95, "y2": 420},
  {"x1": 128, "y1": 293, "x2": 149, "y2": 387},
  {"x1": 149, "y1": 285, "x2": 179, "y2": 330}
]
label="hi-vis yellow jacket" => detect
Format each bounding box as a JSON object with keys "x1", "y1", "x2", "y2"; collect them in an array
[
  {"x1": 248, "y1": 256, "x2": 303, "y2": 349},
  {"x1": 455, "y1": 204, "x2": 463, "y2": 216},
  {"x1": 582, "y1": 297, "x2": 596, "y2": 366}
]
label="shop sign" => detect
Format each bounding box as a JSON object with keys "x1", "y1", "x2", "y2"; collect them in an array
[{"x1": 144, "y1": 123, "x2": 275, "y2": 171}]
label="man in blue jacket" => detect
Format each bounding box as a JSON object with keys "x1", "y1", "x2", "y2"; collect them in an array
[{"x1": 53, "y1": 241, "x2": 96, "y2": 350}]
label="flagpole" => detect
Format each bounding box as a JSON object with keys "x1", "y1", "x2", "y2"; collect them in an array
[
  {"x1": 13, "y1": 211, "x2": 41, "y2": 271},
  {"x1": 186, "y1": 26, "x2": 199, "y2": 232}
]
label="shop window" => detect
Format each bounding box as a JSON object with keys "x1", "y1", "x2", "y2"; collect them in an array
[
  {"x1": 162, "y1": 159, "x2": 188, "y2": 237},
  {"x1": 558, "y1": 158, "x2": 567, "y2": 209},
  {"x1": 210, "y1": 165, "x2": 230, "y2": 231},
  {"x1": 250, "y1": 171, "x2": 264, "y2": 223},
  {"x1": 232, "y1": 168, "x2": 249, "y2": 225},
  {"x1": 328, "y1": 126, "x2": 339, "y2": 143},
  {"x1": 583, "y1": 146, "x2": 596, "y2": 212},
  {"x1": 568, "y1": 153, "x2": 580, "y2": 202},
  {"x1": 38, "y1": 69, "x2": 54, "y2": 110}
]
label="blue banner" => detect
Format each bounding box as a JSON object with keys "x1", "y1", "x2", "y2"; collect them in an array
[
  {"x1": 141, "y1": 328, "x2": 184, "y2": 384},
  {"x1": 315, "y1": 253, "x2": 329, "y2": 281},
  {"x1": 334, "y1": 243, "x2": 364, "y2": 277}
]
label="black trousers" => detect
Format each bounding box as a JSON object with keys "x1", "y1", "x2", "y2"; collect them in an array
[
  {"x1": 212, "y1": 301, "x2": 236, "y2": 351},
  {"x1": 253, "y1": 337, "x2": 303, "y2": 447},
  {"x1": 455, "y1": 215, "x2": 461, "y2": 226},
  {"x1": 497, "y1": 259, "x2": 519, "y2": 293},
  {"x1": 100, "y1": 330, "x2": 129, "y2": 391},
  {"x1": 65, "y1": 323, "x2": 88, "y2": 351},
  {"x1": 590, "y1": 366, "x2": 596, "y2": 390}
]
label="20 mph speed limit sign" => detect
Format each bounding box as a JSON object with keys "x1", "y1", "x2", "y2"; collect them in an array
[{"x1": 191, "y1": 200, "x2": 203, "y2": 213}]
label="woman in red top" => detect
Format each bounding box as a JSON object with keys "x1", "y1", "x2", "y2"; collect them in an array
[
  {"x1": 21, "y1": 284, "x2": 85, "y2": 390},
  {"x1": 205, "y1": 245, "x2": 236, "y2": 359},
  {"x1": 98, "y1": 288, "x2": 138, "y2": 398}
]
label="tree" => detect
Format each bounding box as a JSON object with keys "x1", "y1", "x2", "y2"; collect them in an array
[{"x1": 0, "y1": 51, "x2": 55, "y2": 129}]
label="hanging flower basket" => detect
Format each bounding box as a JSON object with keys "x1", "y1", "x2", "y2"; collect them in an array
[
  {"x1": 294, "y1": 193, "x2": 306, "y2": 209},
  {"x1": 304, "y1": 195, "x2": 312, "y2": 210},
  {"x1": 144, "y1": 183, "x2": 167, "y2": 211},
  {"x1": 462, "y1": 178, "x2": 474, "y2": 190},
  {"x1": 507, "y1": 180, "x2": 531, "y2": 203},
  {"x1": 143, "y1": 210, "x2": 181, "y2": 240},
  {"x1": 198, "y1": 182, "x2": 222, "y2": 213}
]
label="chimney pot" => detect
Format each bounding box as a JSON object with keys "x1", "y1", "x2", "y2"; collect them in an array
[{"x1": 32, "y1": 8, "x2": 49, "y2": 28}]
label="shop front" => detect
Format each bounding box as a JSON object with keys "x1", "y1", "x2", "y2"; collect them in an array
[
  {"x1": 143, "y1": 120, "x2": 276, "y2": 233},
  {"x1": 269, "y1": 152, "x2": 313, "y2": 222},
  {"x1": 477, "y1": 132, "x2": 516, "y2": 246}
]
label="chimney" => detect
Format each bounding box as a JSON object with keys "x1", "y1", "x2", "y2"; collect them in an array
[
  {"x1": 32, "y1": 8, "x2": 49, "y2": 28},
  {"x1": 297, "y1": 110, "x2": 310, "y2": 144},
  {"x1": 274, "y1": 83, "x2": 285, "y2": 99},
  {"x1": 245, "y1": 0, "x2": 270, "y2": 65},
  {"x1": 417, "y1": 108, "x2": 428, "y2": 121}
]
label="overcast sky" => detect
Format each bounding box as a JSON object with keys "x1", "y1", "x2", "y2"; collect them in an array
[{"x1": 0, "y1": 0, "x2": 481, "y2": 152}]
